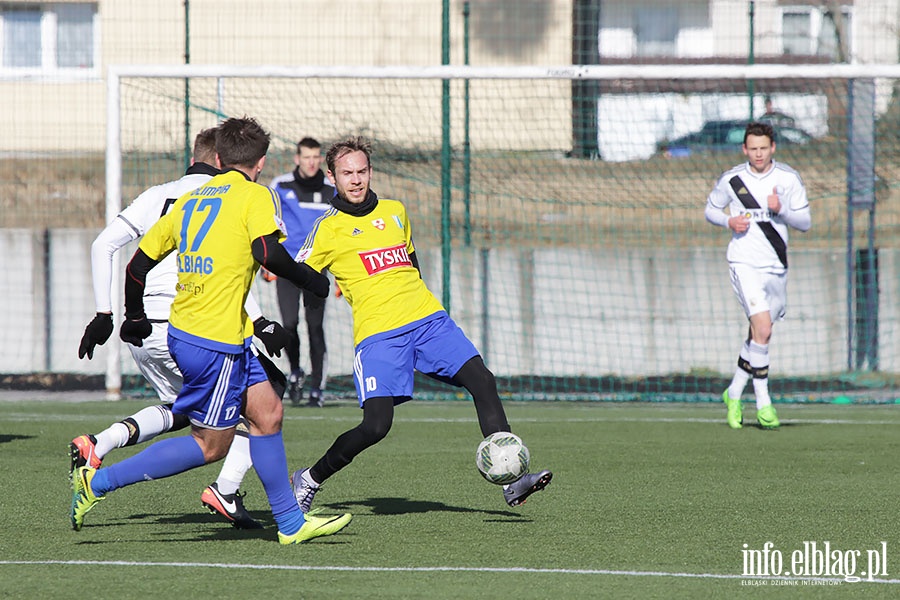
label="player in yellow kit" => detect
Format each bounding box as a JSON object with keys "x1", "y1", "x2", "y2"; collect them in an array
[
  {"x1": 290, "y1": 136, "x2": 552, "y2": 510},
  {"x1": 70, "y1": 117, "x2": 351, "y2": 544}
]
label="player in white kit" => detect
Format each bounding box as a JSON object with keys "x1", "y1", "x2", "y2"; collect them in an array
[
  {"x1": 705, "y1": 121, "x2": 811, "y2": 430},
  {"x1": 74, "y1": 127, "x2": 288, "y2": 528}
]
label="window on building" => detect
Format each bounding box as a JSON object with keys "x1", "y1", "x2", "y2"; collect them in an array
[
  {"x1": 1, "y1": 3, "x2": 98, "y2": 74},
  {"x1": 781, "y1": 4, "x2": 851, "y2": 61},
  {"x1": 635, "y1": 7, "x2": 678, "y2": 57}
]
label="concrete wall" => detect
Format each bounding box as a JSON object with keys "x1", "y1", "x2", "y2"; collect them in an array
[{"x1": 3, "y1": 228, "x2": 892, "y2": 380}]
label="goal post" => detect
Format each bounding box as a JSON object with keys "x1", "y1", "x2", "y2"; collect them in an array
[{"x1": 105, "y1": 63, "x2": 900, "y2": 401}]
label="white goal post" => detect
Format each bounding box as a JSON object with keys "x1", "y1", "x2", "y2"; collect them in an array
[{"x1": 104, "y1": 63, "x2": 900, "y2": 400}]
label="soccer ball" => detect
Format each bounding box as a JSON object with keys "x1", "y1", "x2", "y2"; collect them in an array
[{"x1": 475, "y1": 432, "x2": 530, "y2": 485}]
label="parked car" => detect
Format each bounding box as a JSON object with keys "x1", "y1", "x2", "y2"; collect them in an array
[{"x1": 659, "y1": 119, "x2": 813, "y2": 157}]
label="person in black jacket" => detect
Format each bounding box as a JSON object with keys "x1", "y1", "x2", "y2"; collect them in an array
[{"x1": 269, "y1": 137, "x2": 335, "y2": 407}]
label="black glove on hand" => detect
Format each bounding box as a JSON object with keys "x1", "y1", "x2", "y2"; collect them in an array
[
  {"x1": 78, "y1": 313, "x2": 114, "y2": 359},
  {"x1": 120, "y1": 316, "x2": 152, "y2": 347},
  {"x1": 253, "y1": 317, "x2": 289, "y2": 357}
]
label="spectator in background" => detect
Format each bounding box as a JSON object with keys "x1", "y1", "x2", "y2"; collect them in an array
[
  {"x1": 759, "y1": 95, "x2": 796, "y2": 128},
  {"x1": 269, "y1": 137, "x2": 335, "y2": 407}
]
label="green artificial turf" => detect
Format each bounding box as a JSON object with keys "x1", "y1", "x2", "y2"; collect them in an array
[{"x1": 2, "y1": 399, "x2": 899, "y2": 599}]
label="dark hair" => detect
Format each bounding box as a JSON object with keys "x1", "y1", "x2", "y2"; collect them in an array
[
  {"x1": 215, "y1": 117, "x2": 270, "y2": 169},
  {"x1": 744, "y1": 121, "x2": 775, "y2": 145},
  {"x1": 325, "y1": 136, "x2": 372, "y2": 174},
  {"x1": 192, "y1": 127, "x2": 218, "y2": 165},
  {"x1": 296, "y1": 137, "x2": 321, "y2": 152}
]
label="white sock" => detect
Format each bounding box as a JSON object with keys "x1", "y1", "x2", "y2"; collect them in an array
[
  {"x1": 727, "y1": 341, "x2": 752, "y2": 400},
  {"x1": 749, "y1": 341, "x2": 771, "y2": 409},
  {"x1": 132, "y1": 405, "x2": 175, "y2": 444},
  {"x1": 215, "y1": 427, "x2": 253, "y2": 495},
  {"x1": 93, "y1": 423, "x2": 130, "y2": 459},
  {"x1": 93, "y1": 404, "x2": 175, "y2": 459}
]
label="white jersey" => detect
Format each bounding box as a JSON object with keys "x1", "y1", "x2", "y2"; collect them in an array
[
  {"x1": 706, "y1": 160, "x2": 811, "y2": 273},
  {"x1": 89, "y1": 163, "x2": 267, "y2": 402},
  {"x1": 90, "y1": 164, "x2": 219, "y2": 320}
]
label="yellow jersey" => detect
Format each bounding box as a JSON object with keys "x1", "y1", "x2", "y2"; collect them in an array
[
  {"x1": 298, "y1": 198, "x2": 444, "y2": 346},
  {"x1": 139, "y1": 169, "x2": 285, "y2": 352}
]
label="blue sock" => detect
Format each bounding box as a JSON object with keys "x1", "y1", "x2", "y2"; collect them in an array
[
  {"x1": 91, "y1": 436, "x2": 206, "y2": 496},
  {"x1": 250, "y1": 431, "x2": 304, "y2": 534}
]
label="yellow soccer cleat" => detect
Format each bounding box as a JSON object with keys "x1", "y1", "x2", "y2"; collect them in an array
[
  {"x1": 757, "y1": 405, "x2": 781, "y2": 429},
  {"x1": 277, "y1": 513, "x2": 352, "y2": 545},
  {"x1": 71, "y1": 466, "x2": 104, "y2": 531},
  {"x1": 722, "y1": 390, "x2": 743, "y2": 429}
]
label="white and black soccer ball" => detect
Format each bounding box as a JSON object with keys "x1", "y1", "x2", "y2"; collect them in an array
[{"x1": 475, "y1": 432, "x2": 530, "y2": 485}]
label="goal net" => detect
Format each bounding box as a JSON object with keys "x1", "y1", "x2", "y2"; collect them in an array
[{"x1": 105, "y1": 63, "x2": 900, "y2": 402}]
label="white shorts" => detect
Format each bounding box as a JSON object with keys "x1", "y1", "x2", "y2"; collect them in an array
[
  {"x1": 729, "y1": 264, "x2": 787, "y2": 321},
  {"x1": 127, "y1": 321, "x2": 182, "y2": 403}
]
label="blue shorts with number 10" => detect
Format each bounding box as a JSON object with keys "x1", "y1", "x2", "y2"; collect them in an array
[
  {"x1": 353, "y1": 312, "x2": 479, "y2": 406},
  {"x1": 168, "y1": 333, "x2": 268, "y2": 429}
]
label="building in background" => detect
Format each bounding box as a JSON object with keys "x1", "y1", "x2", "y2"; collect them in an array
[{"x1": 0, "y1": 1, "x2": 897, "y2": 155}]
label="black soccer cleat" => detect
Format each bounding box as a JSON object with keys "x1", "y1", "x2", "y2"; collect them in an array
[{"x1": 503, "y1": 470, "x2": 552, "y2": 507}]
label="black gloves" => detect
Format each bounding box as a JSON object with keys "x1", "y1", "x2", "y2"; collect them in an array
[
  {"x1": 253, "y1": 317, "x2": 289, "y2": 357},
  {"x1": 120, "y1": 315, "x2": 152, "y2": 347},
  {"x1": 78, "y1": 313, "x2": 114, "y2": 359}
]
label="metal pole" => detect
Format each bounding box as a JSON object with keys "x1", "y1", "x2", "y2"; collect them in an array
[
  {"x1": 43, "y1": 229, "x2": 51, "y2": 372},
  {"x1": 572, "y1": 0, "x2": 600, "y2": 158},
  {"x1": 847, "y1": 197, "x2": 854, "y2": 370},
  {"x1": 868, "y1": 206, "x2": 878, "y2": 370},
  {"x1": 463, "y1": 1, "x2": 471, "y2": 247},
  {"x1": 748, "y1": 1, "x2": 755, "y2": 121},
  {"x1": 184, "y1": 0, "x2": 191, "y2": 170},
  {"x1": 440, "y1": 0, "x2": 452, "y2": 312},
  {"x1": 105, "y1": 70, "x2": 123, "y2": 399}
]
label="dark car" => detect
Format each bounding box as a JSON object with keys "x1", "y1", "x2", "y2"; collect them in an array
[{"x1": 659, "y1": 119, "x2": 813, "y2": 157}]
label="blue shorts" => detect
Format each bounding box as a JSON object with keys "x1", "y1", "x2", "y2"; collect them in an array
[
  {"x1": 353, "y1": 313, "x2": 479, "y2": 406},
  {"x1": 169, "y1": 335, "x2": 264, "y2": 429},
  {"x1": 247, "y1": 346, "x2": 269, "y2": 387}
]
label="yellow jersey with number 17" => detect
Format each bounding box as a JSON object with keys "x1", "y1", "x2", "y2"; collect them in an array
[
  {"x1": 297, "y1": 198, "x2": 444, "y2": 346},
  {"x1": 138, "y1": 169, "x2": 285, "y2": 352}
]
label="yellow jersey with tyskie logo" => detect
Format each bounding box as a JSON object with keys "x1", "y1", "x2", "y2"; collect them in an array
[
  {"x1": 139, "y1": 169, "x2": 285, "y2": 352},
  {"x1": 297, "y1": 198, "x2": 444, "y2": 346}
]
